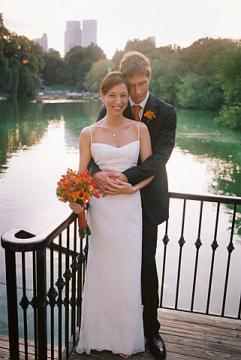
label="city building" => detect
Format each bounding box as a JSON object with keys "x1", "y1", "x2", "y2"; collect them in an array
[
  {"x1": 82, "y1": 19, "x2": 97, "y2": 47},
  {"x1": 147, "y1": 36, "x2": 156, "y2": 47},
  {"x1": 34, "y1": 33, "x2": 48, "y2": 52},
  {"x1": 64, "y1": 21, "x2": 82, "y2": 55}
]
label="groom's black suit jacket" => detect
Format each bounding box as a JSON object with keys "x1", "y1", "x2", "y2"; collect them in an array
[{"x1": 95, "y1": 93, "x2": 177, "y2": 225}]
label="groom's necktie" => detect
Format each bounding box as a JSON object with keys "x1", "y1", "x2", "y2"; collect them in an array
[{"x1": 132, "y1": 104, "x2": 142, "y2": 122}]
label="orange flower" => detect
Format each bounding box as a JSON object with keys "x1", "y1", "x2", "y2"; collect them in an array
[
  {"x1": 144, "y1": 110, "x2": 156, "y2": 123},
  {"x1": 56, "y1": 169, "x2": 100, "y2": 237}
]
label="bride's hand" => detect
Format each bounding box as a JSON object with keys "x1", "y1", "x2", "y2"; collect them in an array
[
  {"x1": 69, "y1": 202, "x2": 84, "y2": 214},
  {"x1": 105, "y1": 180, "x2": 135, "y2": 195},
  {"x1": 93, "y1": 170, "x2": 127, "y2": 194}
]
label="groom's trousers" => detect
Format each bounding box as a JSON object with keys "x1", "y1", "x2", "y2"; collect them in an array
[{"x1": 141, "y1": 208, "x2": 160, "y2": 337}]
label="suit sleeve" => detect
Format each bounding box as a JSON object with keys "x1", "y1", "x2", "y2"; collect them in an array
[
  {"x1": 123, "y1": 107, "x2": 176, "y2": 185},
  {"x1": 88, "y1": 106, "x2": 107, "y2": 175}
]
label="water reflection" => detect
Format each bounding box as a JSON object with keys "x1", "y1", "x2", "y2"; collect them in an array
[
  {"x1": 176, "y1": 109, "x2": 241, "y2": 197},
  {"x1": 1, "y1": 102, "x2": 240, "y2": 199},
  {"x1": 1, "y1": 101, "x2": 241, "y2": 199},
  {"x1": 0, "y1": 99, "x2": 101, "y2": 173},
  {"x1": 0, "y1": 100, "x2": 47, "y2": 172}
]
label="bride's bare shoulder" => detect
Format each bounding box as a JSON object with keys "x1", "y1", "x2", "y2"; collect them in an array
[
  {"x1": 80, "y1": 126, "x2": 91, "y2": 135},
  {"x1": 81, "y1": 121, "x2": 102, "y2": 133},
  {"x1": 90, "y1": 119, "x2": 106, "y2": 130},
  {"x1": 80, "y1": 121, "x2": 106, "y2": 141},
  {"x1": 123, "y1": 117, "x2": 142, "y2": 130},
  {"x1": 124, "y1": 117, "x2": 135, "y2": 126}
]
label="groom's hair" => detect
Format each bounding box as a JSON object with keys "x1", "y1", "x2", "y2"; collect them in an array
[
  {"x1": 100, "y1": 71, "x2": 129, "y2": 95},
  {"x1": 119, "y1": 51, "x2": 151, "y2": 79}
]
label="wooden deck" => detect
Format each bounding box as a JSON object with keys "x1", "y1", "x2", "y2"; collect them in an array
[
  {"x1": 1, "y1": 309, "x2": 240, "y2": 359},
  {"x1": 70, "y1": 309, "x2": 241, "y2": 360},
  {"x1": 0, "y1": 334, "x2": 58, "y2": 359}
]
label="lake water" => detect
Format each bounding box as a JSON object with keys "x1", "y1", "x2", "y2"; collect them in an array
[{"x1": 0, "y1": 99, "x2": 241, "y2": 333}]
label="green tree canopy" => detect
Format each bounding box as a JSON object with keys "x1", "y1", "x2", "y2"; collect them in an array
[
  {"x1": 124, "y1": 38, "x2": 156, "y2": 57},
  {"x1": 84, "y1": 59, "x2": 115, "y2": 93},
  {"x1": 63, "y1": 44, "x2": 106, "y2": 89},
  {"x1": 177, "y1": 73, "x2": 223, "y2": 111},
  {"x1": 0, "y1": 13, "x2": 44, "y2": 96},
  {"x1": 215, "y1": 46, "x2": 241, "y2": 129},
  {"x1": 150, "y1": 47, "x2": 180, "y2": 103},
  {"x1": 179, "y1": 37, "x2": 234, "y2": 75},
  {"x1": 41, "y1": 49, "x2": 64, "y2": 85}
]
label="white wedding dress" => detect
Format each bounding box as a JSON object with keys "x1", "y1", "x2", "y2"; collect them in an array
[{"x1": 76, "y1": 131, "x2": 145, "y2": 355}]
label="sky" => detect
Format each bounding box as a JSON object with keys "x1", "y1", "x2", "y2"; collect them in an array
[{"x1": 1, "y1": 0, "x2": 241, "y2": 59}]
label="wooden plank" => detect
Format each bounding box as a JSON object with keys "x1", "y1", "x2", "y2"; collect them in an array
[
  {"x1": 69, "y1": 349, "x2": 208, "y2": 360},
  {"x1": 69, "y1": 310, "x2": 241, "y2": 360},
  {"x1": 1, "y1": 310, "x2": 241, "y2": 360},
  {"x1": 159, "y1": 319, "x2": 241, "y2": 345},
  {"x1": 158, "y1": 309, "x2": 241, "y2": 330},
  {"x1": 165, "y1": 342, "x2": 241, "y2": 360},
  {"x1": 161, "y1": 329, "x2": 241, "y2": 352},
  {"x1": 0, "y1": 334, "x2": 59, "y2": 359},
  {"x1": 160, "y1": 319, "x2": 241, "y2": 339},
  {"x1": 158, "y1": 310, "x2": 241, "y2": 360},
  {"x1": 70, "y1": 349, "x2": 153, "y2": 359}
]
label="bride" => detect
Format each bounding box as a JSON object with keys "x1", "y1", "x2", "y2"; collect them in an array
[{"x1": 71, "y1": 71, "x2": 154, "y2": 358}]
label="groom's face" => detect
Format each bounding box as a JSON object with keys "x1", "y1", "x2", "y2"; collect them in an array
[{"x1": 127, "y1": 73, "x2": 150, "y2": 104}]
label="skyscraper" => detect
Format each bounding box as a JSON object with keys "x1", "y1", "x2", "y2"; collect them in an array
[
  {"x1": 82, "y1": 20, "x2": 97, "y2": 47},
  {"x1": 147, "y1": 36, "x2": 156, "y2": 47},
  {"x1": 34, "y1": 33, "x2": 48, "y2": 52},
  {"x1": 64, "y1": 21, "x2": 81, "y2": 55}
]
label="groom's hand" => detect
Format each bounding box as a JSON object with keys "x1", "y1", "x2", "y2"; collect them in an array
[{"x1": 93, "y1": 170, "x2": 127, "y2": 194}]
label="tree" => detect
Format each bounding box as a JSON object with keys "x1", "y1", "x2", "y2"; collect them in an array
[
  {"x1": 41, "y1": 49, "x2": 64, "y2": 85},
  {"x1": 178, "y1": 37, "x2": 234, "y2": 76},
  {"x1": 150, "y1": 48, "x2": 180, "y2": 104},
  {"x1": 177, "y1": 73, "x2": 223, "y2": 110},
  {"x1": 63, "y1": 46, "x2": 86, "y2": 86},
  {"x1": 0, "y1": 13, "x2": 11, "y2": 93},
  {"x1": 112, "y1": 50, "x2": 124, "y2": 69},
  {"x1": 0, "y1": 13, "x2": 44, "y2": 96},
  {"x1": 63, "y1": 44, "x2": 106, "y2": 89},
  {"x1": 215, "y1": 46, "x2": 241, "y2": 129},
  {"x1": 124, "y1": 38, "x2": 156, "y2": 57},
  {"x1": 84, "y1": 59, "x2": 115, "y2": 92}
]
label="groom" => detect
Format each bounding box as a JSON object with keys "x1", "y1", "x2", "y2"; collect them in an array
[{"x1": 92, "y1": 51, "x2": 176, "y2": 360}]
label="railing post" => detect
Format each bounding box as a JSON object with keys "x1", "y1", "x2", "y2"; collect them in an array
[
  {"x1": 36, "y1": 247, "x2": 47, "y2": 359},
  {"x1": 5, "y1": 248, "x2": 19, "y2": 360}
]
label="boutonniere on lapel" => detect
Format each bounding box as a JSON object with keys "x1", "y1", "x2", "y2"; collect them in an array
[{"x1": 144, "y1": 110, "x2": 156, "y2": 123}]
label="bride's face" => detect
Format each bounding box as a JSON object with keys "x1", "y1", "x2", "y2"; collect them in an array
[{"x1": 102, "y1": 83, "x2": 129, "y2": 116}]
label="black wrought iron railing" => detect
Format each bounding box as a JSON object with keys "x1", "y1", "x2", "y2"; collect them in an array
[
  {"x1": 160, "y1": 192, "x2": 241, "y2": 319},
  {"x1": 1, "y1": 213, "x2": 87, "y2": 360},
  {"x1": 1, "y1": 192, "x2": 241, "y2": 359}
]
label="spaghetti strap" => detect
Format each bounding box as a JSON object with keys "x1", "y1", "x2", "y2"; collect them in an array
[
  {"x1": 137, "y1": 122, "x2": 141, "y2": 141},
  {"x1": 88, "y1": 127, "x2": 93, "y2": 143}
]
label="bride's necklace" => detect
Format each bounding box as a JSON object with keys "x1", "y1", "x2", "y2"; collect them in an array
[
  {"x1": 109, "y1": 126, "x2": 120, "y2": 137},
  {"x1": 106, "y1": 117, "x2": 124, "y2": 137}
]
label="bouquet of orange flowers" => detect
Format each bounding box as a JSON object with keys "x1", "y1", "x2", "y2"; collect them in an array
[{"x1": 56, "y1": 168, "x2": 100, "y2": 237}]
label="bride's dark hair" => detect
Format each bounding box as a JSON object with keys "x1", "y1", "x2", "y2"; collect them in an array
[{"x1": 100, "y1": 71, "x2": 129, "y2": 95}]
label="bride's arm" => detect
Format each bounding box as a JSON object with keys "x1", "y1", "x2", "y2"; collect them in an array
[
  {"x1": 78, "y1": 127, "x2": 92, "y2": 172},
  {"x1": 70, "y1": 128, "x2": 91, "y2": 214}
]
